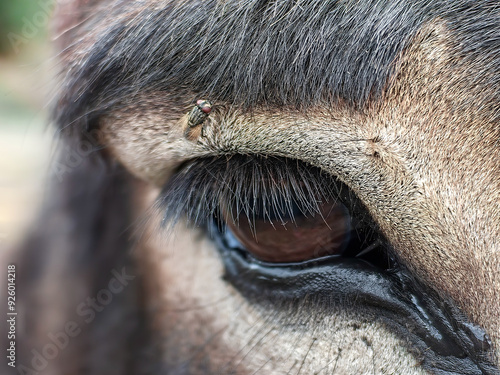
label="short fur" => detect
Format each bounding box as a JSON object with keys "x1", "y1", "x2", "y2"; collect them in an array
[
  {"x1": 10, "y1": 1, "x2": 500, "y2": 374},
  {"x1": 55, "y1": 0, "x2": 499, "y2": 133}
]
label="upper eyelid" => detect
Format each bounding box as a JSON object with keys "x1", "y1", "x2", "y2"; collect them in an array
[{"x1": 156, "y1": 155, "x2": 344, "y2": 228}]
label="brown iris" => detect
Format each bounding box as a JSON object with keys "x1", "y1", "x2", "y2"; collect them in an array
[{"x1": 223, "y1": 199, "x2": 351, "y2": 263}]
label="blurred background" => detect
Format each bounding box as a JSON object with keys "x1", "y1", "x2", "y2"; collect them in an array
[{"x1": 0, "y1": 0, "x2": 55, "y2": 253}]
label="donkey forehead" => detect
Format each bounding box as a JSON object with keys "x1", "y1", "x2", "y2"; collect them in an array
[{"x1": 58, "y1": 0, "x2": 499, "y2": 135}]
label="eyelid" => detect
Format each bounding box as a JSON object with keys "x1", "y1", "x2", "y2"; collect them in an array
[{"x1": 156, "y1": 154, "x2": 344, "y2": 229}]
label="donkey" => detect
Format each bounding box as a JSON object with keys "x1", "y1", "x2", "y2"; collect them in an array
[{"x1": 9, "y1": 0, "x2": 499, "y2": 374}]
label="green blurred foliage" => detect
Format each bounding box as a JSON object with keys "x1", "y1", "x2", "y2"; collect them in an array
[{"x1": 0, "y1": 0, "x2": 53, "y2": 56}]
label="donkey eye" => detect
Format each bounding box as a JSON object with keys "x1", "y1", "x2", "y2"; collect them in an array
[
  {"x1": 159, "y1": 154, "x2": 390, "y2": 270},
  {"x1": 221, "y1": 194, "x2": 352, "y2": 263}
]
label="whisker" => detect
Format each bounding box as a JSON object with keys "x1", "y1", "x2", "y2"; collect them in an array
[{"x1": 355, "y1": 239, "x2": 382, "y2": 258}]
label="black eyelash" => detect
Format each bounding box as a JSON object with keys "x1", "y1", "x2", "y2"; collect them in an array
[{"x1": 156, "y1": 154, "x2": 368, "y2": 231}]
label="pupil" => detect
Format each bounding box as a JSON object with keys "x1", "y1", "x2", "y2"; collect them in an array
[
  {"x1": 254, "y1": 194, "x2": 307, "y2": 222},
  {"x1": 222, "y1": 196, "x2": 352, "y2": 263}
]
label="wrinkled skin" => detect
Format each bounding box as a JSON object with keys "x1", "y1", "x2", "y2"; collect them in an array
[{"x1": 8, "y1": 1, "x2": 500, "y2": 375}]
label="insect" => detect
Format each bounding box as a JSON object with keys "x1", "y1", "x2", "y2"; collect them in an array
[{"x1": 187, "y1": 100, "x2": 212, "y2": 128}]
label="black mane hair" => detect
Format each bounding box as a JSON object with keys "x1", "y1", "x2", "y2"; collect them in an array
[{"x1": 57, "y1": 0, "x2": 499, "y2": 136}]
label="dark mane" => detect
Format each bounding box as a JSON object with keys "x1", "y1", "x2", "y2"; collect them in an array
[{"x1": 56, "y1": 0, "x2": 499, "y2": 135}]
